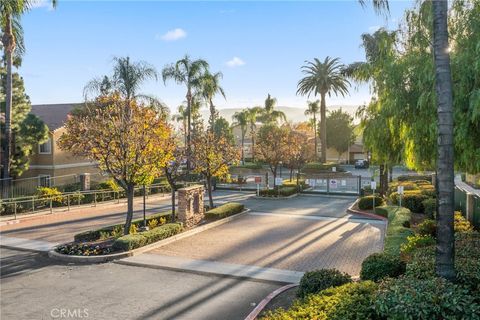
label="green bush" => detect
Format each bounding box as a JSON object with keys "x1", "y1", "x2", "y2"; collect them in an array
[
  {"x1": 230, "y1": 162, "x2": 263, "y2": 170},
  {"x1": 112, "y1": 223, "x2": 183, "y2": 251},
  {"x1": 97, "y1": 179, "x2": 120, "y2": 192},
  {"x1": 297, "y1": 269, "x2": 352, "y2": 299},
  {"x1": 417, "y1": 219, "x2": 437, "y2": 237},
  {"x1": 282, "y1": 179, "x2": 309, "y2": 191},
  {"x1": 400, "y1": 234, "x2": 436, "y2": 257},
  {"x1": 422, "y1": 198, "x2": 437, "y2": 218},
  {"x1": 391, "y1": 191, "x2": 429, "y2": 213},
  {"x1": 35, "y1": 187, "x2": 64, "y2": 207},
  {"x1": 74, "y1": 212, "x2": 171, "y2": 242},
  {"x1": 397, "y1": 174, "x2": 432, "y2": 182},
  {"x1": 358, "y1": 195, "x2": 384, "y2": 210},
  {"x1": 205, "y1": 202, "x2": 245, "y2": 220},
  {"x1": 360, "y1": 253, "x2": 406, "y2": 282},
  {"x1": 374, "y1": 276, "x2": 480, "y2": 319},
  {"x1": 301, "y1": 162, "x2": 345, "y2": 173},
  {"x1": 262, "y1": 281, "x2": 377, "y2": 320},
  {"x1": 383, "y1": 207, "x2": 414, "y2": 255},
  {"x1": 259, "y1": 186, "x2": 297, "y2": 197},
  {"x1": 373, "y1": 206, "x2": 389, "y2": 218},
  {"x1": 454, "y1": 211, "x2": 474, "y2": 233}
]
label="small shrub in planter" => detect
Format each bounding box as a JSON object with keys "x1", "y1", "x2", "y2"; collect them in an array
[
  {"x1": 259, "y1": 186, "x2": 297, "y2": 197},
  {"x1": 263, "y1": 281, "x2": 377, "y2": 320},
  {"x1": 373, "y1": 206, "x2": 389, "y2": 218},
  {"x1": 56, "y1": 243, "x2": 113, "y2": 256},
  {"x1": 297, "y1": 269, "x2": 352, "y2": 299},
  {"x1": 112, "y1": 223, "x2": 183, "y2": 251},
  {"x1": 360, "y1": 253, "x2": 406, "y2": 282},
  {"x1": 417, "y1": 219, "x2": 437, "y2": 237},
  {"x1": 358, "y1": 195, "x2": 384, "y2": 210},
  {"x1": 205, "y1": 202, "x2": 245, "y2": 220},
  {"x1": 422, "y1": 198, "x2": 437, "y2": 219},
  {"x1": 400, "y1": 234, "x2": 436, "y2": 259},
  {"x1": 374, "y1": 276, "x2": 480, "y2": 319}
]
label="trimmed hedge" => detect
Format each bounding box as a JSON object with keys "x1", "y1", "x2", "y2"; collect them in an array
[
  {"x1": 262, "y1": 281, "x2": 378, "y2": 320},
  {"x1": 391, "y1": 191, "x2": 429, "y2": 213},
  {"x1": 422, "y1": 198, "x2": 437, "y2": 218},
  {"x1": 259, "y1": 186, "x2": 297, "y2": 197},
  {"x1": 360, "y1": 253, "x2": 406, "y2": 282},
  {"x1": 74, "y1": 212, "x2": 170, "y2": 242},
  {"x1": 373, "y1": 206, "x2": 389, "y2": 218},
  {"x1": 204, "y1": 202, "x2": 245, "y2": 220},
  {"x1": 374, "y1": 276, "x2": 480, "y2": 319},
  {"x1": 397, "y1": 174, "x2": 432, "y2": 182},
  {"x1": 358, "y1": 195, "x2": 384, "y2": 210},
  {"x1": 112, "y1": 223, "x2": 183, "y2": 251},
  {"x1": 297, "y1": 269, "x2": 352, "y2": 299}
]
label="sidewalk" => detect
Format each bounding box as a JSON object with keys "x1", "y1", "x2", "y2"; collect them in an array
[{"x1": 455, "y1": 175, "x2": 480, "y2": 197}]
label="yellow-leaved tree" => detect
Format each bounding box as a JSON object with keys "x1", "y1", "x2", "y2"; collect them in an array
[{"x1": 59, "y1": 94, "x2": 174, "y2": 235}]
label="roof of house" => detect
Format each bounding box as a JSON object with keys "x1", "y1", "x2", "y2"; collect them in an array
[{"x1": 30, "y1": 103, "x2": 82, "y2": 131}]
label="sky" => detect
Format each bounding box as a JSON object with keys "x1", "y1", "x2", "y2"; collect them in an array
[{"x1": 20, "y1": 0, "x2": 415, "y2": 112}]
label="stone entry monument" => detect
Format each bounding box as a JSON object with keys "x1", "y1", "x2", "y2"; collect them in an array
[{"x1": 177, "y1": 185, "x2": 205, "y2": 228}]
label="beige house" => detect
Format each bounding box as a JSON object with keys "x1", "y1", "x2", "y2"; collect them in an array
[{"x1": 24, "y1": 103, "x2": 100, "y2": 182}]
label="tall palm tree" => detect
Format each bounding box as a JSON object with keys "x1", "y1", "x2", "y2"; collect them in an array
[
  {"x1": 297, "y1": 57, "x2": 350, "y2": 163},
  {"x1": 1, "y1": 0, "x2": 57, "y2": 187},
  {"x1": 361, "y1": 0, "x2": 455, "y2": 280},
  {"x1": 232, "y1": 110, "x2": 248, "y2": 164},
  {"x1": 199, "y1": 71, "x2": 226, "y2": 129},
  {"x1": 162, "y1": 55, "x2": 209, "y2": 173},
  {"x1": 260, "y1": 94, "x2": 286, "y2": 124},
  {"x1": 304, "y1": 100, "x2": 320, "y2": 161},
  {"x1": 245, "y1": 106, "x2": 262, "y2": 162},
  {"x1": 84, "y1": 56, "x2": 158, "y2": 102},
  {"x1": 173, "y1": 104, "x2": 188, "y2": 147}
]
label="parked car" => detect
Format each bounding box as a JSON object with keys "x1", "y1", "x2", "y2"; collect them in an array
[{"x1": 355, "y1": 159, "x2": 369, "y2": 169}]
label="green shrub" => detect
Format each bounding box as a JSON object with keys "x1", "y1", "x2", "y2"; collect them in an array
[
  {"x1": 374, "y1": 276, "x2": 480, "y2": 319},
  {"x1": 74, "y1": 212, "x2": 170, "y2": 242},
  {"x1": 230, "y1": 162, "x2": 263, "y2": 170},
  {"x1": 383, "y1": 207, "x2": 414, "y2": 255},
  {"x1": 282, "y1": 179, "x2": 309, "y2": 190},
  {"x1": 301, "y1": 162, "x2": 345, "y2": 173},
  {"x1": 373, "y1": 206, "x2": 389, "y2": 218},
  {"x1": 259, "y1": 186, "x2": 297, "y2": 197},
  {"x1": 400, "y1": 234, "x2": 436, "y2": 258},
  {"x1": 358, "y1": 195, "x2": 384, "y2": 210},
  {"x1": 387, "y1": 182, "x2": 419, "y2": 195},
  {"x1": 397, "y1": 174, "x2": 432, "y2": 182},
  {"x1": 297, "y1": 269, "x2": 352, "y2": 299},
  {"x1": 455, "y1": 211, "x2": 474, "y2": 233},
  {"x1": 422, "y1": 198, "x2": 437, "y2": 218},
  {"x1": 112, "y1": 223, "x2": 183, "y2": 251},
  {"x1": 360, "y1": 253, "x2": 406, "y2": 282},
  {"x1": 97, "y1": 179, "x2": 120, "y2": 192},
  {"x1": 205, "y1": 202, "x2": 245, "y2": 220},
  {"x1": 391, "y1": 191, "x2": 429, "y2": 213},
  {"x1": 262, "y1": 281, "x2": 377, "y2": 320},
  {"x1": 417, "y1": 219, "x2": 437, "y2": 237},
  {"x1": 35, "y1": 187, "x2": 64, "y2": 207}
]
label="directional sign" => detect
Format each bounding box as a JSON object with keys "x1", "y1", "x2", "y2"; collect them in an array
[{"x1": 371, "y1": 181, "x2": 377, "y2": 190}]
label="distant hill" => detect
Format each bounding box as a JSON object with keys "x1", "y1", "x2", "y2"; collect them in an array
[{"x1": 200, "y1": 105, "x2": 361, "y2": 124}]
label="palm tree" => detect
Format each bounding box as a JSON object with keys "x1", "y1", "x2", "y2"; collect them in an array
[
  {"x1": 304, "y1": 100, "x2": 320, "y2": 161},
  {"x1": 232, "y1": 110, "x2": 248, "y2": 164},
  {"x1": 84, "y1": 56, "x2": 158, "y2": 102},
  {"x1": 198, "y1": 71, "x2": 226, "y2": 129},
  {"x1": 245, "y1": 107, "x2": 263, "y2": 162},
  {"x1": 360, "y1": 0, "x2": 455, "y2": 280},
  {"x1": 260, "y1": 94, "x2": 286, "y2": 124},
  {"x1": 1, "y1": 0, "x2": 57, "y2": 188},
  {"x1": 297, "y1": 57, "x2": 350, "y2": 163},
  {"x1": 162, "y1": 55, "x2": 209, "y2": 173},
  {"x1": 173, "y1": 104, "x2": 188, "y2": 147}
]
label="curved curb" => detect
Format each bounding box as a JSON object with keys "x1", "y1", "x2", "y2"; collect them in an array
[
  {"x1": 253, "y1": 193, "x2": 299, "y2": 200},
  {"x1": 347, "y1": 199, "x2": 388, "y2": 221},
  {"x1": 48, "y1": 208, "x2": 251, "y2": 264},
  {"x1": 245, "y1": 284, "x2": 298, "y2": 320}
]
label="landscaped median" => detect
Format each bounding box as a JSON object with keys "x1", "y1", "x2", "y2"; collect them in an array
[
  {"x1": 49, "y1": 202, "x2": 247, "y2": 263},
  {"x1": 258, "y1": 186, "x2": 298, "y2": 199}
]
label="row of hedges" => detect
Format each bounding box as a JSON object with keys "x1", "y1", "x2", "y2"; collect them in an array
[
  {"x1": 74, "y1": 212, "x2": 171, "y2": 242},
  {"x1": 397, "y1": 174, "x2": 432, "y2": 182},
  {"x1": 112, "y1": 223, "x2": 183, "y2": 251},
  {"x1": 205, "y1": 202, "x2": 245, "y2": 220},
  {"x1": 259, "y1": 186, "x2": 298, "y2": 197},
  {"x1": 388, "y1": 179, "x2": 436, "y2": 214},
  {"x1": 357, "y1": 195, "x2": 384, "y2": 210},
  {"x1": 301, "y1": 162, "x2": 345, "y2": 174}
]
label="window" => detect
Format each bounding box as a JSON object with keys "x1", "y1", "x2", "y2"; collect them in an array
[
  {"x1": 39, "y1": 138, "x2": 52, "y2": 154},
  {"x1": 38, "y1": 175, "x2": 51, "y2": 187}
]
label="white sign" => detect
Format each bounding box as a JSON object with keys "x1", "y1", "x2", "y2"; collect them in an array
[
  {"x1": 397, "y1": 185, "x2": 404, "y2": 194},
  {"x1": 332, "y1": 167, "x2": 336, "y2": 172},
  {"x1": 341, "y1": 180, "x2": 347, "y2": 186},
  {"x1": 275, "y1": 177, "x2": 283, "y2": 186},
  {"x1": 310, "y1": 179, "x2": 316, "y2": 187},
  {"x1": 371, "y1": 181, "x2": 377, "y2": 190},
  {"x1": 330, "y1": 179, "x2": 338, "y2": 189}
]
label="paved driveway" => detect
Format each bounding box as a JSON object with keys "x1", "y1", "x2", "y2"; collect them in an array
[
  {"x1": 0, "y1": 248, "x2": 279, "y2": 320},
  {"x1": 149, "y1": 193, "x2": 386, "y2": 276}
]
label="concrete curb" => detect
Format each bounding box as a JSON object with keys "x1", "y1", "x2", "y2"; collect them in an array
[
  {"x1": 346, "y1": 199, "x2": 388, "y2": 221},
  {"x1": 253, "y1": 193, "x2": 299, "y2": 200},
  {"x1": 244, "y1": 284, "x2": 298, "y2": 320},
  {"x1": 47, "y1": 209, "x2": 251, "y2": 264}
]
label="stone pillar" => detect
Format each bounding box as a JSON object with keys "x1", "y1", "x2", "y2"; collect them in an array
[
  {"x1": 79, "y1": 173, "x2": 91, "y2": 191},
  {"x1": 177, "y1": 185, "x2": 205, "y2": 228},
  {"x1": 466, "y1": 193, "x2": 474, "y2": 224}
]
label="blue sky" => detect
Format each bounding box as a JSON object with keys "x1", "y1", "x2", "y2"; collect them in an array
[{"x1": 20, "y1": 0, "x2": 414, "y2": 112}]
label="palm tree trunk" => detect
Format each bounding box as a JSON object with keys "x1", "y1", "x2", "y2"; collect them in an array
[
  {"x1": 1, "y1": 15, "x2": 14, "y2": 197},
  {"x1": 209, "y1": 100, "x2": 216, "y2": 130},
  {"x1": 251, "y1": 126, "x2": 256, "y2": 162},
  {"x1": 241, "y1": 134, "x2": 245, "y2": 165},
  {"x1": 186, "y1": 88, "x2": 192, "y2": 175},
  {"x1": 320, "y1": 93, "x2": 327, "y2": 163},
  {"x1": 432, "y1": 0, "x2": 455, "y2": 281},
  {"x1": 313, "y1": 114, "x2": 318, "y2": 162}
]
